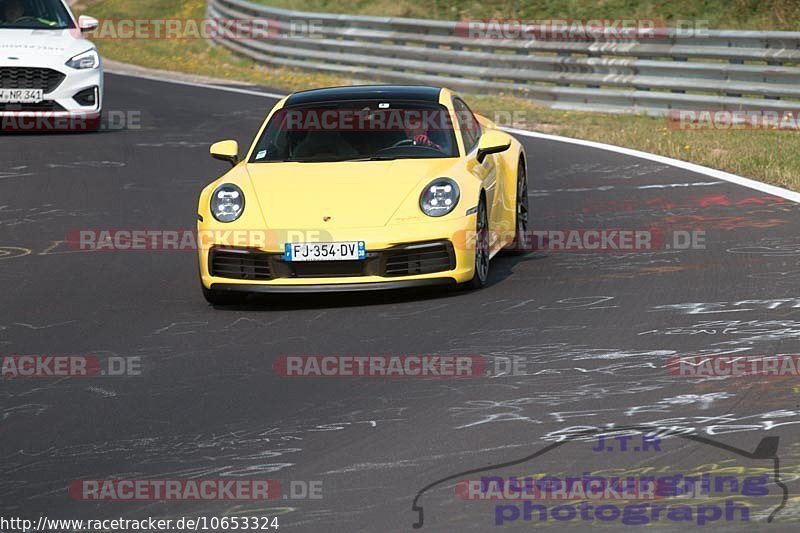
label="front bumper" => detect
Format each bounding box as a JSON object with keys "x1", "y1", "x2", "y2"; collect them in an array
[
  {"x1": 210, "y1": 278, "x2": 457, "y2": 294},
  {"x1": 0, "y1": 63, "x2": 103, "y2": 130},
  {"x1": 198, "y1": 216, "x2": 478, "y2": 291}
]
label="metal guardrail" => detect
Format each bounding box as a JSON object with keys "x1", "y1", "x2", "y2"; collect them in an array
[{"x1": 207, "y1": 0, "x2": 800, "y2": 114}]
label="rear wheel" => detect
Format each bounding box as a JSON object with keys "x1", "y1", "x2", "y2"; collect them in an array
[
  {"x1": 504, "y1": 160, "x2": 529, "y2": 254},
  {"x1": 464, "y1": 197, "x2": 490, "y2": 290},
  {"x1": 202, "y1": 285, "x2": 248, "y2": 306}
]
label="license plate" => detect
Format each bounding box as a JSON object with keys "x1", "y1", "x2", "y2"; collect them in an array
[
  {"x1": 0, "y1": 89, "x2": 43, "y2": 103},
  {"x1": 284, "y1": 241, "x2": 366, "y2": 261}
]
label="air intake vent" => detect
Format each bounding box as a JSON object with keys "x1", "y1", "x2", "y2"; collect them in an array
[
  {"x1": 210, "y1": 248, "x2": 272, "y2": 280},
  {"x1": 383, "y1": 242, "x2": 455, "y2": 277}
]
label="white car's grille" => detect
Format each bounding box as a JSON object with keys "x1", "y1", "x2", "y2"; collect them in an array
[{"x1": 0, "y1": 67, "x2": 66, "y2": 93}]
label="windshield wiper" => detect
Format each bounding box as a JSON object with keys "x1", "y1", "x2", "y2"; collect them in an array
[
  {"x1": 281, "y1": 156, "x2": 399, "y2": 162},
  {"x1": 261, "y1": 155, "x2": 435, "y2": 163},
  {"x1": 333, "y1": 156, "x2": 399, "y2": 162},
  {"x1": 339, "y1": 155, "x2": 442, "y2": 162},
  {"x1": 282, "y1": 157, "x2": 353, "y2": 163}
]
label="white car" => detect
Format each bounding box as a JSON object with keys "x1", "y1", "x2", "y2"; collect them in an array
[{"x1": 0, "y1": 0, "x2": 102, "y2": 131}]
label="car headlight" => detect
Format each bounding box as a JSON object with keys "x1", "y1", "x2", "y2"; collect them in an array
[
  {"x1": 66, "y1": 49, "x2": 99, "y2": 70},
  {"x1": 420, "y1": 178, "x2": 460, "y2": 217},
  {"x1": 211, "y1": 184, "x2": 245, "y2": 223}
]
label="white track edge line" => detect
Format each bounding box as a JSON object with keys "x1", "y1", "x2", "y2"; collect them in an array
[{"x1": 111, "y1": 70, "x2": 800, "y2": 204}]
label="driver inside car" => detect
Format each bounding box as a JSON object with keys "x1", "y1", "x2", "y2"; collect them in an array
[
  {"x1": 1, "y1": 0, "x2": 25, "y2": 23},
  {"x1": 404, "y1": 123, "x2": 442, "y2": 151}
]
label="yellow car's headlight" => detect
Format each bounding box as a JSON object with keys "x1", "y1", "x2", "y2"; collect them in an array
[
  {"x1": 420, "y1": 178, "x2": 460, "y2": 217},
  {"x1": 211, "y1": 183, "x2": 245, "y2": 222}
]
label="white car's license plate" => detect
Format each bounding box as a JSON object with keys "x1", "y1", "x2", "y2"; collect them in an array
[
  {"x1": 284, "y1": 241, "x2": 366, "y2": 261},
  {"x1": 0, "y1": 89, "x2": 44, "y2": 104}
]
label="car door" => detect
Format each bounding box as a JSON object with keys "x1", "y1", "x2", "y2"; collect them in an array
[{"x1": 454, "y1": 98, "x2": 503, "y2": 236}]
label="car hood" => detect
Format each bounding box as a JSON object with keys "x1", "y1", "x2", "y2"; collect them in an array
[
  {"x1": 0, "y1": 29, "x2": 93, "y2": 66},
  {"x1": 244, "y1": 158, "x2": 460, "y2": 229}
]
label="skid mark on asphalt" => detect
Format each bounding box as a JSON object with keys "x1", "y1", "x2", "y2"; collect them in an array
[
  {"x1": 537, "y1": 295, "x2": 618, "y2": 310},
  {"x1": 651, "y1": 298, "x2": 800, "y2": 314},
  {"x1": 322, "y1": 461, "x2": 418, "y2": 475},
  {"x1": 638, "y1": 181, "x2": 724, "y2": 189},
  {"x1": 640, "y1": 319, "x2": 800, "y2": 347},
  {"x1": 0, "y1": 173, "x2": 34, "y2": 181},
  {"x1": 86, "y1": 386, "x2": 117, "y2": 398},
  {"x1": 0, "y1": 204, "x2": 107, "y2": 228},
  {"x1": 135, "y1": 141, "x2": 209, "y2": 149},
  {"x1": 569, "y1": 193, "x2": 789, "y2": 216},
  {"x1": 0, "y1": 414, "x2": 415, "y2": 487},
  {"x1": 219, "y1": 316, "x2": 287, "y2": 330},
  {"x1": 653, "y1": 213, "x2": 789, "y2": 231},
  {"x1": 728, "y1": 238, "x2": 800, "y2": 256},
  {"x1": 537, "y1": 161, "x2": 673, "y2": 182},
  {"x1": 0, "y1": 247, "x2": 31, "y2": 261},
  {"x1": 0, "y1": 404, "x2": 49, "y2": 423},
  {"x1": 46, "y1": 161, "x2": 126, "y2": 169},
  {"x1": 0, "y1": 320, "x2": 77, "y2": 331},
  {"x1": 541, "y1": 410, "x2": 800, "y2": 441},
  {"x1": 473, "y1": 296, "x2": 619, "y2": 314},
  {"x1": 378, "y1": 303, "x2": 451, "y2": 318},
  {"x1": 152, "y1": 321, "x2": 208, "y2": 335},
  {"x1": 558, "y1": 253, "x2": 683, "y2": 272}
]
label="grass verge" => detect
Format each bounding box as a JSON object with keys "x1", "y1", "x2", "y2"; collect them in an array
[
  {"x1": 77, "y1": 0, "x2": 800, "y2": 190},
  {"x1": 255, "y1": 0, "x2": 800, "y2": 31}
]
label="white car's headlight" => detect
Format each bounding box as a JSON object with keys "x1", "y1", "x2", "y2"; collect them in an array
[
  {"x1": 66, "y1": 49, "x2": 99, "y2": 70},
  {"x1": 420, "y1": 178, "x2": 460, "y2": 217},
  {"x1": 211, "y1": 184, "x2": 245, "y2": 223}
]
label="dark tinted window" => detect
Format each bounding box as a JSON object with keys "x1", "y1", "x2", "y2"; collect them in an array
[
  {"x1": 453, "y1": 98, "x2": 481, "y2": 153},
  {"x1": 250, "y1": 100, "x2": 459, "y2": 163},
  {"x1": 0, "y1": 0, "x2": 74, "y2": 29}
]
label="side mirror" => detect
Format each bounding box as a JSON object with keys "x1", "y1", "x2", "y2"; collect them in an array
[
  {"x1": 476, "y1": 131, "x2": 511, "y2": 164},
  {"x1": 210, "y1": 140, "x2": 239, "y2": 167},
  {"x1": 78, "y1": 15, "x2": 99, "y2": 32}
]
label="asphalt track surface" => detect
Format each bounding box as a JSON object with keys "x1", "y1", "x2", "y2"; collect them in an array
[{"x1": 2, "y1": 73, "x2": 800, "y2": 531}]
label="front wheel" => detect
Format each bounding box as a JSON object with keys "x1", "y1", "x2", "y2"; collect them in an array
[
  {"x1": 463, "y1": 197, "x2": 490, "y2": 290},
  {"x1": 202, "y1": 285, "x2": 248, "y2": 306}
]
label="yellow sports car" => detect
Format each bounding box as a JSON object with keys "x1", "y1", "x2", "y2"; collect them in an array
[{"x1": 197, "y1": 85, "x2": 528, "y2": 305}]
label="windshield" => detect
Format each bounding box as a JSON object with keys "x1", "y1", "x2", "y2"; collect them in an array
[
  {"x1": 249, "y1": 100, "x2": 459, "y2": 163},
  {"x1": 0, "y1": 0, "x2": 73, "y2": 29}
]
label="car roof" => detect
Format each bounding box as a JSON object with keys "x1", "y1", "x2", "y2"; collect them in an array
[{"x1": 284, "y1": 85, "x2": 444, "y2": 107}]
